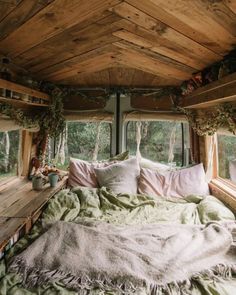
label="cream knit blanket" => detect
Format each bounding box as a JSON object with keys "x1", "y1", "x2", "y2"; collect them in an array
[{"x1": 9, "y1": 221, "x2": 236, "y2": 294}]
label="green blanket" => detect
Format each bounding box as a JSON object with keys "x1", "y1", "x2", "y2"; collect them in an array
[{"x1": 0, "y1": 186, "x2": 235, "y2": 295}]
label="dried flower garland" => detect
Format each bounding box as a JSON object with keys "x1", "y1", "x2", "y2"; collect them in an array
[
  {"x1": 178, "y1": 103, "x2": 236, "y2": 136},
  {"x1": 0, "y1": 83, "x2": 66, "y2": 157},
  {"x1": 0, "y1": 86, "x2": 65, "y2": 137}
]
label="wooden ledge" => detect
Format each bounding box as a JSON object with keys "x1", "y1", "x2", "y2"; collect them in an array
[
  {"x1": 0, "y1": 78, "x2": 50, "y2": 102},
  {"x1": 0, "y1": 177, "x2": 68, "y2": 218},
  {"x1": 181, "y1": 72, "x2": 236, "y2": 109},
  {"x1": 209, "y1": 178, "x2": 236, "y2": 213},
  {"x1": 0, "y1": 177, "x2": 68, "y2": 253}
]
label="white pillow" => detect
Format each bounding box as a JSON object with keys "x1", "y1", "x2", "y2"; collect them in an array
[
  {"x1": 140, "y1": 157, "x2": 171, "y2": 173},
  {"x1": 94, "y1": 158, "x2": 140, "y2": 194}
]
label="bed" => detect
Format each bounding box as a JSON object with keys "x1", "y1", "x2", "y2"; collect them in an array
[{"x1": 0, "y1": 158, "x2": 236, "y2": 295}]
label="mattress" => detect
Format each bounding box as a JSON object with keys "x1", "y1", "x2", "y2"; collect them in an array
[{"x1": 0, "y1": 186, "x2": 235, "y2": 294}]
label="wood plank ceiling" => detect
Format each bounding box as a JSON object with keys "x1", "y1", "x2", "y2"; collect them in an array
[{"x1": 0, "y1": 0, "x2": 235, "y2": 88}]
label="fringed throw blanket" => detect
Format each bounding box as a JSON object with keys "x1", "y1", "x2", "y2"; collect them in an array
[{"x1": 9, "y1": 221, "x2": 236, "y2": 294}]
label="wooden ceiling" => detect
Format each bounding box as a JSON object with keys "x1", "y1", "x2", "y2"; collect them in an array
[{"x1": 0, "y1": 0, "x2": 236, "y2": 88}]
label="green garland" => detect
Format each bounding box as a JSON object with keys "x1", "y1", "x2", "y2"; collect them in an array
[
  {"x1": 178, "y1": 103, "x2": 236, "y2": 136},
  {"x1": 0, "y1": 84, "x2": 66, "y2": 139}
]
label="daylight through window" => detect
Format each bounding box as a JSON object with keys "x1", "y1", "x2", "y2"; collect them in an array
[
  {"x1": 217, "y1": 132, "x2": 236, "y2": 184},
  {"x1": 46, "y1": 122, "x2": 111, "y2": 169},
  {"x1": 0, "y1": 130, "x2": 20, "y2": 178},
  {"x1": 126, "y1": 121, "x2": 190, "y2": 167}
]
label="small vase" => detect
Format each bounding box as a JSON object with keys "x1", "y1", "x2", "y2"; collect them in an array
[
  {"x1": 48, "y1": 173, "x2": 59, "y2": 187},
  {"x1": 32, "y1": 176, "x2": 44, "y2": 191}
]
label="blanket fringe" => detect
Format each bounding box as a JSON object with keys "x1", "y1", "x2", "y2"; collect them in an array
[{"x1": 9, "y1": 258, "x2": 236, "y2": 295}]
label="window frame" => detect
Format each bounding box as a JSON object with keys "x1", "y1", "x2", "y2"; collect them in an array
[
  {"x1": 125, "y1": 120, "x2": 189, "y2": 167},
  {"x1": 210, "y1": 132, "x2": 236, "y2": 197}
]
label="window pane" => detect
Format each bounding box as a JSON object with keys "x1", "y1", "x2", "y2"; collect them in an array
[
  {"x1": 48, "y1": 122, "x2": 111, "y2": 169},
  {"x1": 0, "y1": 130, "x2": 20, "y2": 178},
  {"x1": 217, "y1": 133, "x2": 236, "y2": 183},
  {"x1": 126, "y1": 121, "x2": 190, "y2": 167}
]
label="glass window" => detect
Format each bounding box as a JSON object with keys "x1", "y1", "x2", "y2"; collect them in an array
[
  {"x1": 47, "y1": 122, "x2": 111, "y2": 169},
  {"x1": 217, "y1": 132, "x2": 236, "y2": 184},
  {"x1": 126, "y1": 121, "x2": 190, "y2": 167},
  {"x1": 0, "y1": 130, "x2": 20, "y2": 178}
]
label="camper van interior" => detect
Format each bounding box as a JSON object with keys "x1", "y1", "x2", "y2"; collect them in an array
[{"x1": 1, "y1": 0, "x2": 236, "y2": 294}]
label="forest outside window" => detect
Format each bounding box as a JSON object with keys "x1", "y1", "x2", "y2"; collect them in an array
[
  {"x1": 126, "y1": 121, "x2": 190, "y2": 167},
  {"x1": 0, "y1": 130, "x2": 20, "y2": 178},
  {"x1": 217, "y1": 131, "x2": 236, "y2": 185},
  {"x1": 46, "y1": 122, "x2": 111, "y2": 169}
]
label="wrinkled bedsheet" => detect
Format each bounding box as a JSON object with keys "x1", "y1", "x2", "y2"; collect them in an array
[{"x1": 0, "y1": 186, "x2": 236, "y2": 295}]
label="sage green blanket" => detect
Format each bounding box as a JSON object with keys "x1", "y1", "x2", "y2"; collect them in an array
[{"x1": 0, "y1": 186, "x2": 236, "y2": 295}]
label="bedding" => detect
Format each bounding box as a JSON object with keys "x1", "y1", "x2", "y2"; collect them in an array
[
  {"x1": 0, "y1": 187, "x2": 235, "y2": 295},
  {"x1": 9, "y1": 221, "x2": 236, "y2": 294},
  {"x1": 138, "y1": 164, "x2": 210, "y2": 198}
]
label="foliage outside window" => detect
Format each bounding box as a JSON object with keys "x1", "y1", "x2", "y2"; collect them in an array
[
  {"x1": 0, "y1": 130, "x2": 20, "y2": 178},
  {"x1": 46, "y1": 122, "x2": 111, "y2": 169},
  {"x1": 217, "y1": 132, "x2": 236, "y2": 184},
  {"x1": 126, "y1": 121, "x2": 190, "y2": 167}
]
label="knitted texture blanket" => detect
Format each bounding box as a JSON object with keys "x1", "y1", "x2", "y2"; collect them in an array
[{"x1": 9, "y1": 220, "x2": 236, "y2": 294}]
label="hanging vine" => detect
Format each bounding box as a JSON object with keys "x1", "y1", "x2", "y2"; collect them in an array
[
  {"x1": 178, "y1": 103, "x2": 236, "y2": 136},
  {"x1": 0, "y1": 83, "x2": 66, "y2": 157}
]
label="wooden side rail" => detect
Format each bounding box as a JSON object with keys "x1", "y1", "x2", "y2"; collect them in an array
[{"x1": 209, "y1": 179, "x2": 236, "y2": 214}]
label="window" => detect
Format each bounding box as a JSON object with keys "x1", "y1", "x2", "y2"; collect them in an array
[
  {"x1": 126, "y1": 121, "x2": 190, "y2": 167},
  {"x1": 0, "y1": 130, "x2": 20, "y2": 178},
  {"x1": 47, "y1": 122, "x2": 111, "y2": 169},
  {"x1": 217, "y1": 132, "x2": 236, "y2": 184}
]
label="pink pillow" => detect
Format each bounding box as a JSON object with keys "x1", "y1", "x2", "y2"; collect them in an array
[
  {"x1": 138, "y1": 164, "x2": 210, "y2": 198},
  {"x1": 68, "y1": 158, "x2": 117, "y2": 188}
]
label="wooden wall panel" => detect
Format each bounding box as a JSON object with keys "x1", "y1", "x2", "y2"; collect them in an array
[
  {"x1": 131, "y1": 94, "x2": 173, "y2": 111},
  {"x1": 63, "y1": 94, "x2": 106, "y2": 111}
]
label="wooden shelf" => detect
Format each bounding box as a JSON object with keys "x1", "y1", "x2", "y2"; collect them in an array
[
  {"x1": 0, "y1": 96, "x2": 49, "y2": 108},
  {"x1": 181, "y1": 72, "x2": 236, "y2": 109},
  {"x1": 0, "y1": 78, "x2": 50, "y2": 104}
]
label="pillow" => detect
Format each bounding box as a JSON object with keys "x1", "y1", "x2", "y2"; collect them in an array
[
  {"x1": 94, "y1": 158, "x2": 140, "y2": 194},
  {"x1": 68, "y1": 152, "x2": 129, "y2": 188},
  {"x1": 68, "y1": 158, "x2": 117, "y2": 188},
  {"x1": 68, "y1": 158, "x2": 98, "y2": 188},
  {"x1": 140, "y1": 157, "x2": 170, "y2": 173},
  {"x1": 138, "y1": 163, "x2": 210, "y2": 198}
]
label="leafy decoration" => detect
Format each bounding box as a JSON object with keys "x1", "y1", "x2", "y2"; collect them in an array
[
  {"x1": 178, "y1": 103, "x2": 236, "y2": 136},
  {"x1": 0, "y1": 84, "x2": 66, "y2": 156}
]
